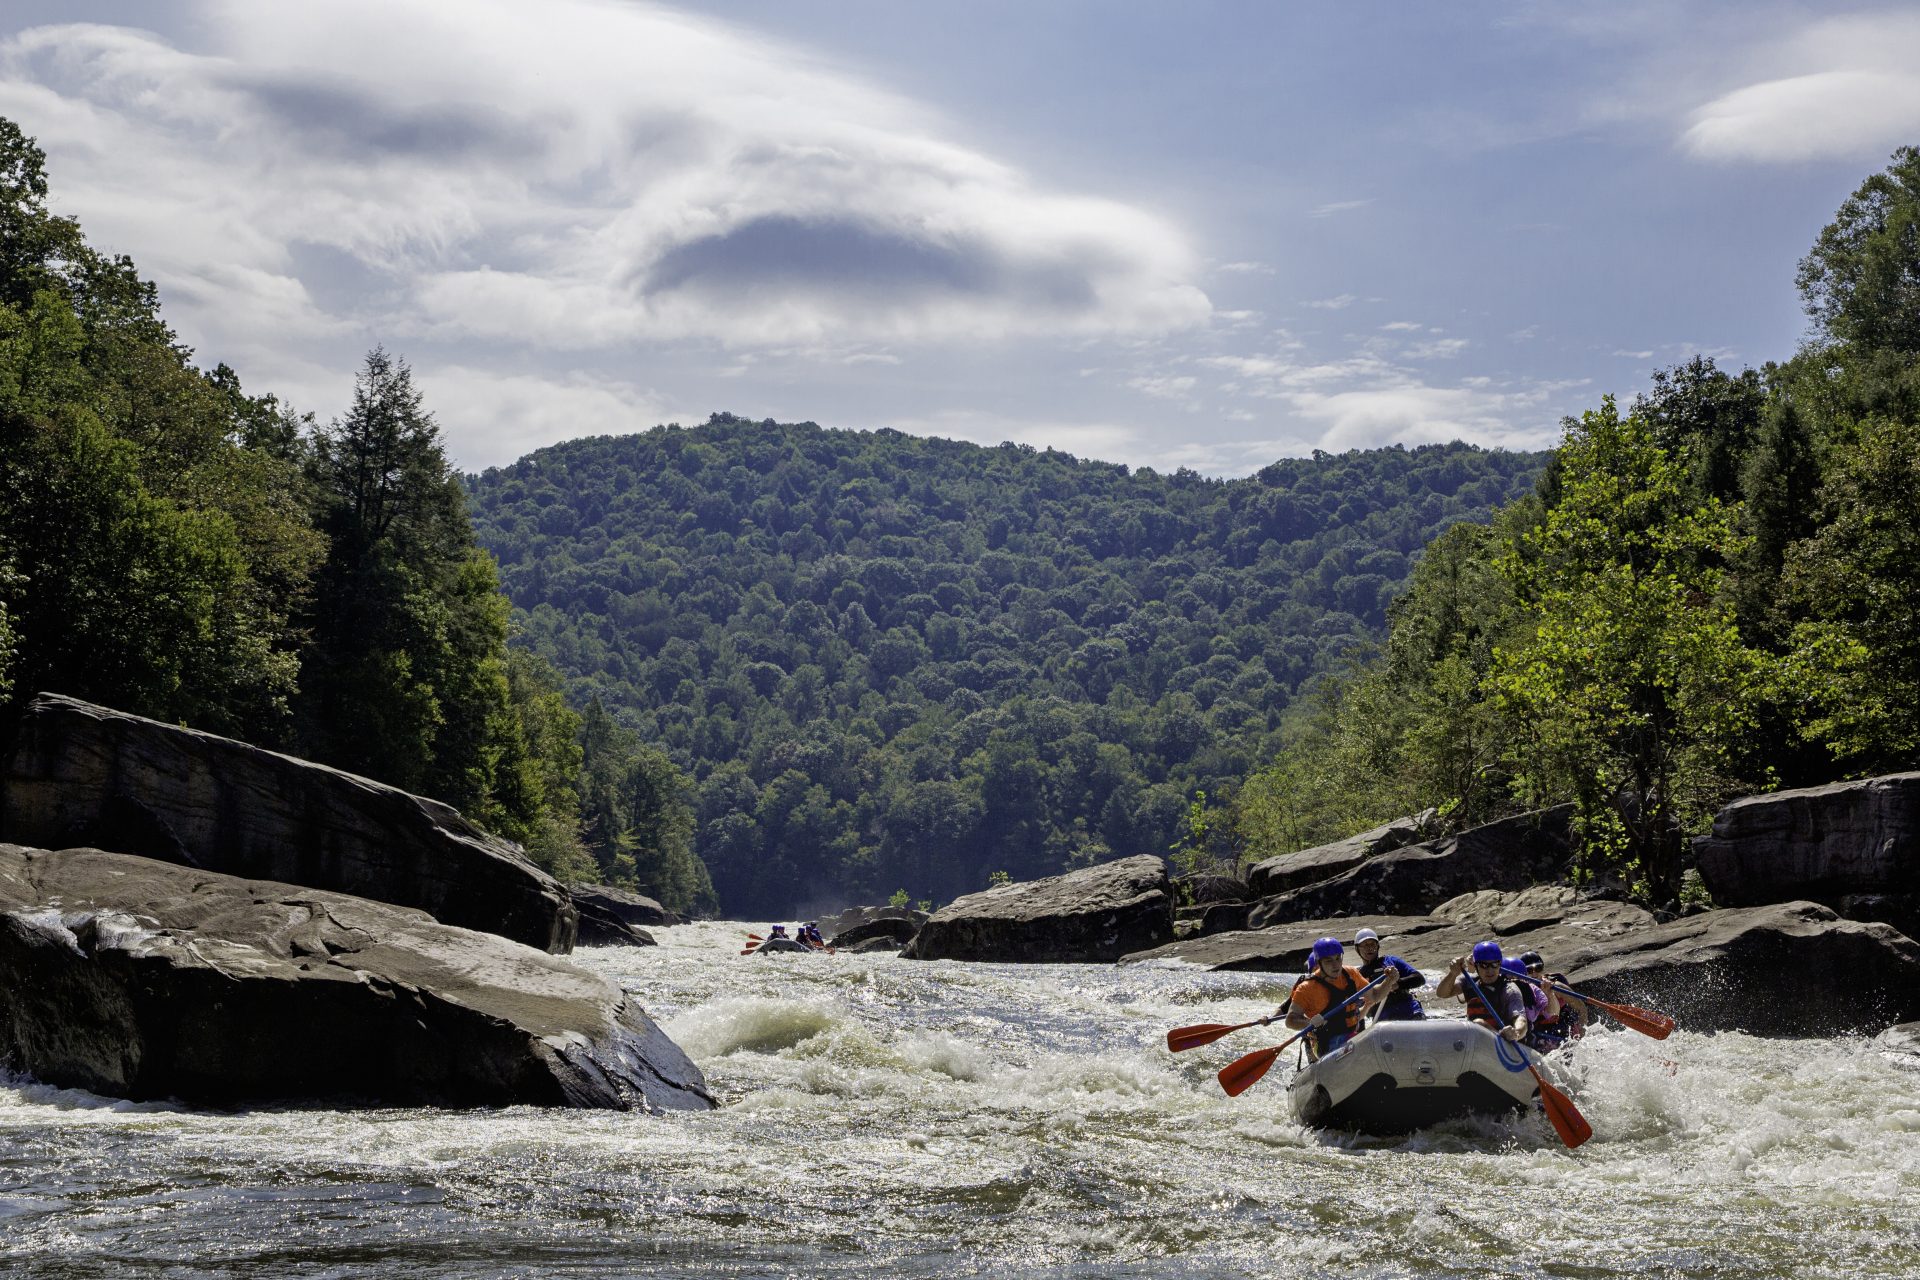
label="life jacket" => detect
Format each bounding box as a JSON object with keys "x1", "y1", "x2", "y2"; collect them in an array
[
  {"x1": 1465, "y1": 973, "x2": 1523, "y2": 1029},
  {"x1": 1295, "y1": 967, "x2": 1364, "y2": 1054}
]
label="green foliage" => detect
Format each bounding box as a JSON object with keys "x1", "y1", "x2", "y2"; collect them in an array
[
  {"x1": 888, "y1": 888, "x2": 910, "y2": 909},
  {"x1": 464, "y1": 421, "x2": 1541, "y2": 913},
  {"x1": 986, "y1": 869, "x2": 1011, "y2": 888},
  {"x1": 1796, "y1": 145, "x2": 1920, "y2": 357},
  {"x1": 1491, "y1": 399, "x2": 1773, "y2": 897},
  {"x1": 577, "y1": 696, "x2": 715, "y2": 913}
]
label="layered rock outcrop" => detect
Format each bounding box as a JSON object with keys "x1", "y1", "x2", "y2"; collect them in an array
[
  {"x1": 570, "y1": 885, "x2": 674, "y2": 947},
  {"x1": 903, "y1": 855, "x2": 1173, "y2": 963},
  {"x1": 1694, "y1": 773, "x2": 1920, "y2": 937},
  {"x1": 0, "y1": 844, "x2": 711, "y2": 1110},
  {"x1": 1, "y1": 693, "x2": 575, "y2": 952}
]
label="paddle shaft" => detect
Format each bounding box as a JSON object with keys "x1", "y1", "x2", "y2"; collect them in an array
[
  {"x1": 1461, "y1": 970, "x2": 1591, "y2": 1149},
  {"x1": 1509, "y1": 972, "x2": 1674, "y2": 1038},
  {"x1": 1216, "y1": 973, "x2": 1390, "y2": 1097}
]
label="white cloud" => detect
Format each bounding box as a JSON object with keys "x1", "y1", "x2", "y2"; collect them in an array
[
  {"x1": 1380, "y1": 320, "x2": 1423, "y2": 332},
  {"x1": 1215, "y1": 260, "x2": 1275, "y2": 275},
  {"x1": 423, "y1": 365, "x2": 676, "y2": 467},
  {"x1": 1680, "y1": 14, "x2": 1920, "y2": 162},
  {"x1": 1127, "y1": 374, "x2": 1198, "y2": 401},
  {"x1": 1311, "y1": 198, "x2": 1374, "y2": 218},
  {"x1": 1406, "y1": 337, "x2": 1470, "y2": 360},
  {"x1": 1304, "y1": 293, "x2": 1359, "y2": 310},
  {"x1": 0, "y1": 0, "x2": 1211, "y2": 363},
  {"x1": 1613, "y1": 348, "x2": 1654, "y2": 359}
]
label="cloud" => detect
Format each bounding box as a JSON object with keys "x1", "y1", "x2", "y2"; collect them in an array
[
  {"x1": 1613, "y1": 348, "x2": 1654, "y2": 359},
  {"x1": 1380, "y1": 321, "x2": 1423, "y2": 332},
  {"x1": 1680, "y1": 14, "x2": 1920, "y2": 162},
  {"x1": 1215, "y1": 260, "x2": 1275, "y2": 275},
  {"x1": 1304, "y1": 293, "x2": 1359, "y2": 310},
  {"x1": 1406, "y1": 337, "x2": 1470, "y2": 360},
  {"x1": 422, "y1": 365, "x2": 676, "y2": 468},
  {"x1": 1127, "y1": 374, "x2": 1198, "y2": 401},
  {"x1": 0, "y1": 0, "x2": 1211, "y2": 363},
  {"x1": 1311, "y1": 198, "x2": 1373, "y2": 218}
]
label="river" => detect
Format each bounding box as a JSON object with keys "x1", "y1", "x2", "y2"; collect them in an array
[{"x1": 3, "y1": 920, "x2": 1917, "y2": 1278}]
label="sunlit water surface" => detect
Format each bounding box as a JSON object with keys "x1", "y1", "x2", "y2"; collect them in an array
[{"x1": 4, "y1": 920, "x2": 1918, "y2": 1278}]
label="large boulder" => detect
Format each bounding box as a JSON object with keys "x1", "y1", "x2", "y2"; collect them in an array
[
  {"x1": 1, "y1": 693, "x2": 575, "y2": 953},
  {"x1": 0, "y1": 844, "x2": 713, "y2": 1110},
  {"x1": 1694, "y1": 773, "x2": 1920, "y2": 937},
  {"x1": 828, "y1": 916, "x2": 918, "y2": 950},
  {"x1": 1433, "y1": 885, "x2": 1656, "y2": 938},
  {"x1": 819, "y1": 904, "x2": 929, "y2": 937},
  {"x1": 1248, "y1": 807, "x2": 1573, "y2": 928},
  {"x1": 1539, "y1": 901, "x2": 1920, "y2": 1036},
  {"x1": 1245, "y1": 812, "x2": 1432, "y2": 898},
  {"x1": 902, "y1": 855, "x2": 1174, "y2": 963},
  {"x1": 570, "y1": 885, "x2": 674, "y2": 946}
]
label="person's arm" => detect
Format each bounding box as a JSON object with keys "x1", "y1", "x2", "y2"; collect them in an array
[
  {"x1": 1358, "y1": 966, "x2": 1398, "y2": 1018},
  {"x1": 1499, "y1": 987, "x2": 1529, "y2": 1040},
  {"x1": 1284, "y1": 984, "x2": 1324, "y2": 1032},
  {"x1": 1391, "y1": 957, "x2": 1426, "y2": 990},
  {"x1": 1540, "y1": 983, "x2": 1561, "y2": 1021},
  {"x1": 1436, "y1": 956, "x2": 1466, "y2": 999}
]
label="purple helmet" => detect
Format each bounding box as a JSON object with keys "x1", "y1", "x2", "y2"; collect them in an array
[
  {"x1": 1501, "y1": 958, "x2": 1528, "y2": 976},
  {"x1": 1309, "y1": 936, "x2": 1344, "y2": 964},
  {"x1": 1471, "y1": 939, "x2": 1503, "y2": 966}
]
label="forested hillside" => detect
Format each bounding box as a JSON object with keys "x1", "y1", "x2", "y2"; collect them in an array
[{"x1": 465, "y1": 427, "x2": 1544, "y2": 913}]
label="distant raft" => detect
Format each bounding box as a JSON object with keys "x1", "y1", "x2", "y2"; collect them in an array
[
  {"x1": 753, "y1": 937, "x2": 816, "y2": 955},
  {"x1": 1287, "y1": 1019, "x2": 1554, "y2": 1134}
]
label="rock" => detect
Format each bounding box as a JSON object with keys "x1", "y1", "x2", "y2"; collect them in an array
[
  {"x1": 1173, "y1": 874, "x2": 1250, "y2": 905},
  {"x1": 1545, "y1": 901, "x2": 1920, "y2": 1036},
  {"x1": 1, "y1": 693, "x2": 575, "y2": 953},
  {"x1": 1433, "y1": 885, "x2": 1656, "y2": 938},
  {"x1": 1879, "y1": 1022, "x2": 1920, "y2": 1071},
  {"x1": 1694, "y1": 773, "x2": 1920, "y2": 937},
  {"x1": 0, "y1": 844, "x2": 713, "y2": 1110},
  {"x1": 839, "y1": 936, "x2": 907, "y2": 955},
  {"x1": 902, "y1": 855, "x2": 1173, "y2": 963},
  {"x1": 829, "y1": 916, "x2": 918, "y2": 949},
  {"x1": 1245, "y1": 812, "x2": 1432, "y2": 898},
  {"x1": 1248, "y1": 807, "x2": 1573, "y2": 928},
  {"x1": 819, "y1": 905, "x2": 929, "y2": 937},
  {"x1": 1123, "y1": 914, "x2": 1453, "y2": 971},
  {"x1": 570, "y1": 885, "x2": 676, "y2": 946}
]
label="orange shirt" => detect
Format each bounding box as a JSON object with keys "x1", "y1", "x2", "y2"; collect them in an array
[{"x1": 1291, "y1": 966, "x2": 1367, "y2": 1019}]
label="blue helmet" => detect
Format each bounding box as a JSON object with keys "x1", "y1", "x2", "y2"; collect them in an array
[
  {"x1": 1309, "y1": 936, "x2": 1344, "y2": 964},
  {"x1": 1471, "y1": 939, "x2": 1503, "y2": 966},
  {"x1": 1501, "y1": 958, "x2": 1527, "y2": 976}
]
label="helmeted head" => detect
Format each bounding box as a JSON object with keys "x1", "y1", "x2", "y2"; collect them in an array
[
  {"x1": 1501, "y1": 958, "x2": 1528, "y2": 977},
  {"x1": 1309, "y1": 936, "x2": 1344, "y2": 968},
  {"x1": 1353, "y1": 926, "x2": 1380, "y2": 957},
  {"x1": 1519, "y1": 950, "x2": 1545, "y2": 974},
  {"x1": 1471, "y1": 939, "x2": 1503, "y2": 972},
  {"x1": 771, "y1": 925, "x2": 788, "y2": 936}
]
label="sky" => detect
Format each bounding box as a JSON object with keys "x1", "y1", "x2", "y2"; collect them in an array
[{"x1": 2, "y1": 2, "x2": 1917, "y2": 475}]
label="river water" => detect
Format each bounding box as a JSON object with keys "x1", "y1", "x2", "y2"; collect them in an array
[{"x1": 3, "y1": 920, "x2": 1917, "y2": 1279}]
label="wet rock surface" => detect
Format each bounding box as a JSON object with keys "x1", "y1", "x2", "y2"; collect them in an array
[
  {"x1": 0, "y1": 843, "x2": 712, "y2": 1110},
  {"x1": 2, "y1": 693, "x2": 575, "y2": 952},
  {"x1": 903, "y1": 855, "x2": 1173, "y2": 963}
]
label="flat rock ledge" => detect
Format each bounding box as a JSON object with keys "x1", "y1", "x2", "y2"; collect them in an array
[
  {"x1": 2, "y1": 692, "x2": 575, "y2": 953},
  {"x1": 903, "y1": 854, "x2": 1173, "y2": 963},
  {"x1": 0, "y1": 844, "x2": 712, "y2": 1111}
]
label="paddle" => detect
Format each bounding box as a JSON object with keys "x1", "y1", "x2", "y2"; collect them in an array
[
  {"x1": 1167, "y1": 1015, "x2": 1277, "y2": 1053},
  {"x1": 1510, "y1": 972, "x2": 1675, "y2": 1040},
  {"x1": 1461, "y1": 971, "x2": 1591, "y2": 1150},
  {"x1": 1216, "y1": 974, "x2": 1389, "y2": 1098}
]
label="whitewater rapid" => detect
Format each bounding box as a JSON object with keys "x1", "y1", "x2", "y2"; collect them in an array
[{"x1": 3, "y1": 920, "x2": 1917, "y2": 1278}]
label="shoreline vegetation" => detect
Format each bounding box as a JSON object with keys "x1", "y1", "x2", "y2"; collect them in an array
[{"x1": 3, "y1": 111, "x2": 1920, "y2": 934}]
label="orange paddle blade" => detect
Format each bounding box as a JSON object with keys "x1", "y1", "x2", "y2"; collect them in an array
[
  {"x1": 1590, "y1": 998, "x2": 1674, "y2": 1040},
  {"x1": 1529, "y1": 1064, "x2": 1592, "y2": 1149},
  {"x1": 1217, "y1": 1045, "x2": 1285, "y2": 1097},
  {"x1": 739, "y1": 945, "x2": 760, "y2": 955},
  {"x1": 1167, "y1": 1021, "x2": 1259, "y2": 1053},
  {"x1": 746, "y1": 933, "x2": 763, "y2": 941}
]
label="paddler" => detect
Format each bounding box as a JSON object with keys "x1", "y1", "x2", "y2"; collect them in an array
[
  {"x1": 1352, "y1": 926, "x2": 1427, "y2": 1021},
  {"x1": 1282, "y1": 936, "x2": 1398, "y2": 1060},
  {"x1": 1436, "y1": 940, "x2": 1530, "y2": 1041}
]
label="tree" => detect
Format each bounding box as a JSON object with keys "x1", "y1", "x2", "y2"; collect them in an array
[
  {"x1": 1796, "y1": 146, "x2": 1920, "y2": 356},
  {"x1": 1491, "y1": 399, "x2": 1772, "y2": 899}
]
